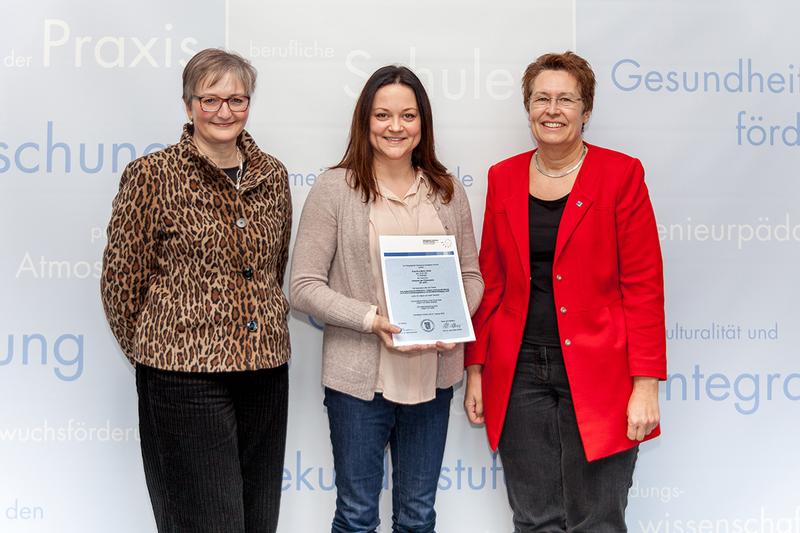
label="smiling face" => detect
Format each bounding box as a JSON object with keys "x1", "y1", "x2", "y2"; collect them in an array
[
  {"x1": 186, "y1": 70, "x2": 249, "y2": 152},
  {"x1": 368, "y1": 83, "x2": 422, "y2": 165},
  {"x1": 528, "y1": 70, "x2": 590, "y2": 150}
]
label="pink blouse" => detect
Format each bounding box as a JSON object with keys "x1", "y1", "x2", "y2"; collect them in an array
[{"x1": 366, "y1": 172, "x2": 446, "y2": 404}]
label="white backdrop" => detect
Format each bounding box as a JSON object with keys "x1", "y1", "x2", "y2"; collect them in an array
[{"x1": 2, "y1": 1, "x2": 799, "y2": 531}]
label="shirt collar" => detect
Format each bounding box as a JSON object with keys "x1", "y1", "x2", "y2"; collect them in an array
[{"x1": 377, "y1": 169, "x2": 428, "y2": 201}]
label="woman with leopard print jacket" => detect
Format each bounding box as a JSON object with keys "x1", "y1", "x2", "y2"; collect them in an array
[{"x1": 101, "y1": 49, "x2": 290, "y2": 533}]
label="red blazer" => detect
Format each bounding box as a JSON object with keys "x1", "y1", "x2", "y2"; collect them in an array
[{"x1": 465, "y1": 144, "x2": 666, "y2": 461}]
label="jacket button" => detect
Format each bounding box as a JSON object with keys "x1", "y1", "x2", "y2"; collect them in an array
[
  {"x1": 564, "y1": 338, "x2": 572, "y2": 346},
  {"x1": 555, "y1": 274, "x2": 563, "y2": 281},
  {"x1": 242, "y1": 266, "x2": 254, "y2": 279},
  {"x1": 246, "y1": 320, "x2": 258, "y2": 332},
  {"x1": 235, "y1": 217, "x2": 247, "y2": 229},
  {"x1": 560, "y1": 306, "x2": 567, "y2": 314}
]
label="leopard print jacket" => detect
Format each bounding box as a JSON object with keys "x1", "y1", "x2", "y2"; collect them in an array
[{"x1": 101, "y1": 125, "x2": 291, "y2": 372}]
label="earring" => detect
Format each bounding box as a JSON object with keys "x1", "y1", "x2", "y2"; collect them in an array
[{"x1": 188, "y1": 117, "x2": 194, "y2": 125}]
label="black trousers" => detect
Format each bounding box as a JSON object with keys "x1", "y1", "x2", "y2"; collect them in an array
[
  {"x1": 498, "y1": 344, "x2": 638, "y2": 533},
  {"x1": 136, "y1": 363, "x2": 288, "y2": 533}
]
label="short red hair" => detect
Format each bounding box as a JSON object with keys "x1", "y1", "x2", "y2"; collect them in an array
[{"x1": 522, "y1": 51, "x2": 596, "y2": 113}]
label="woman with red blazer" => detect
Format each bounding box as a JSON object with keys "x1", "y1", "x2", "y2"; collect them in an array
[{"x1": 464, "y1": 51, "x2": 666, "y2": 532}]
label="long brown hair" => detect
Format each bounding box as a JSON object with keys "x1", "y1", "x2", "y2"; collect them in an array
[{"x1": 335, "y1": 65, "x2": 453, "y2": 203}]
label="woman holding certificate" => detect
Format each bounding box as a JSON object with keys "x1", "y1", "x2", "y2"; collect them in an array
[
  {"x1": 290, "y1": 65, "x2": 483, "y2": 533},
  {"x1": 464, "y1": 51, "x2": 666, "y2": 531}
]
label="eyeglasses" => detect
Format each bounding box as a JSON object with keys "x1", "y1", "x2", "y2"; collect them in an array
[
  {"x1": 193, "y1": 95, "x2": 250, "y2": 112},
  {"x1": 530, "y1": 95, "x2": 583, "y2": 109}
]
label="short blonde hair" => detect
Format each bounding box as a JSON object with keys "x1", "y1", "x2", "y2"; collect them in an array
[{"x1": 182, "y1": 48, "x2": 256, "y2": 105}]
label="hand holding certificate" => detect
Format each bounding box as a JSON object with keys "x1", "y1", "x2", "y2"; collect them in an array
[{"x1": 379, "y1": 235, "x2": 475, "y2": 347}]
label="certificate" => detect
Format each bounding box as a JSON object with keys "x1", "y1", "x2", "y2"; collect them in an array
[{"x1": 379, "y1": 235, "x2": 475, "y2": 347}]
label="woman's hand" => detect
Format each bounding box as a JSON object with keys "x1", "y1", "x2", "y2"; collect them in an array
[
  {"x1": 371, "y1": 312, "x2": 401, "y2": 347},
  {"x1": 464, "y1": 365, "x2": 485, "y2": 425},
  {"x1": 371, "y1": 313, "x2": 454, "y2": 353},
  {"x1": 626, "y1": 377, "x2": 660, "y2": 441}
]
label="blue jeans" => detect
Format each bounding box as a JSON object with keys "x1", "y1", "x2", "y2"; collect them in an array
[
  {"x1": 324, "y1": 387, "x2": 453, "y2": 533},
  {"x1": 499, "y1": 344, "x2": 638, "y2": 532}
]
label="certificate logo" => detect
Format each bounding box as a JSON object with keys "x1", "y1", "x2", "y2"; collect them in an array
[{"x1": 420, "y1": 319, "x2": 435, "y2": 332}]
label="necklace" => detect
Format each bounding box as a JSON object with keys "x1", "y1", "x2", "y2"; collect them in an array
[
  {"x1": 376, "y1": 166, "x2": 418, "y2": 199},
  {"x1": 233, "y1": 148, "x2": 244, "y2": 191},
  {"x1": 195, "y1": 141, "x2": 244, "y2": 190},
  {"x1": 534, "y1": 144, "x2": 588, "y2": 179}
]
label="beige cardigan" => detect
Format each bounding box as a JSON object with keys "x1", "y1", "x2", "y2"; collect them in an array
[{"x1": 290, "y1": 168, "x2": 484, "y2": 400}]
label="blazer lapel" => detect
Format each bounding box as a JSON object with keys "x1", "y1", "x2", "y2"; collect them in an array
[
  {"x1": 503, "y1": 152, "x2": 532, "y2": 278},
  {"x1": 554, "y1": 147, "x2": 596, "y2": 263}
]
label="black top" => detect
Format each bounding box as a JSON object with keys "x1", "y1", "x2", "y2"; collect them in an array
[
  {"x1": 222, "y1": 161, "x2": 248, "y2": 186},
  {"x1": 522, "y1": 193, "x2": 568, "y2": 347}
]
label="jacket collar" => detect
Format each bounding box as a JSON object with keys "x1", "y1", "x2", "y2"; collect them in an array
[
  {"x1": 179, "y1": 123, "x2": 278, "y2": 192},
  {"x1": 503, "y1": 144, "x2": 598, "y2": 274}
]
